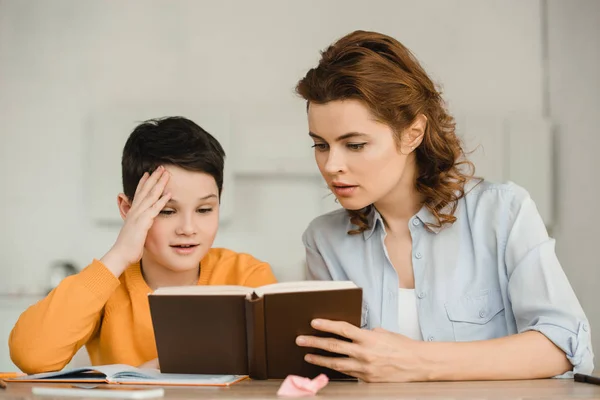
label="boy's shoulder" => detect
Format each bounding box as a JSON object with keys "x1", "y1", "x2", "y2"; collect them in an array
[
  {"x1": 202, "y1": 248, "x2": 275, "y2": 286},
  {"x1": 203, "y1": 247, "x2": 268, "y2": 269}
]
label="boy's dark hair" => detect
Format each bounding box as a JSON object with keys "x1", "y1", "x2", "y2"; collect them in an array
[{"x1": 121, "y1": 116, "x2": 225, "y2": 201}]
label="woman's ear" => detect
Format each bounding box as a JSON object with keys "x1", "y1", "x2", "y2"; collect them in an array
[
  {"x1": 116, "y1": 194, "x2": 132, "y2": 220},
  {"x1": 401, "y1": 114, "x2": 427, "y2": 153}
]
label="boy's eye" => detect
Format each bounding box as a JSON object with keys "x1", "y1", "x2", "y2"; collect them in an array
[
  {"x1": 159, "y1": 210, "x2": 175, "y2": 215},
  {"x1": 311, "y1": 143, "x2": 329, "y2": 152},
  {"x1": 347, "y1": 143, "x2": 366, "y2": 150},
  {"x1": 198, "y1": 208, "x2": 213, "y2": 214}
]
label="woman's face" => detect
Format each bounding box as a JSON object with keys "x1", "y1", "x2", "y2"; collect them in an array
[{"x1": 308, "y1": 99, "x2": 415, "y2": 210}]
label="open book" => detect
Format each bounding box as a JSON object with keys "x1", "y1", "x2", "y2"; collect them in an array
[
  {"x1": 148, "y1": 280, "x2": 362, "y2": 380},
  {"x1": 7, "y1": 364, "x2": 246, "y2": 386}
]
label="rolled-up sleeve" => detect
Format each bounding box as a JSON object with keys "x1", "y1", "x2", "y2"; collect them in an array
[{"x1": 504, "y1": 187, "x2": 594, "y2": 376}]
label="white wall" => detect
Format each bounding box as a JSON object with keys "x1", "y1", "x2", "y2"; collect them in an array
[
  {"x1": 0, "y1": 0, "x2": 544, "y2": 294},
  {"x1": 1, "y1": 0, "x2": 589, "y2": 371},
  {"x1": 546, "y1": 0, "x2": 600, "y2": 358}
]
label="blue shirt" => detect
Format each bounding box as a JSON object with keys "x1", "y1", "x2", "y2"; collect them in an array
[{"x1": 302, "y1": 180, "x2": 593, "y2": 375}]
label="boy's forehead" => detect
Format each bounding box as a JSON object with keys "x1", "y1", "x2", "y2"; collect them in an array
[{"x1": 163, "y1": 165, "x2": 218, "y2": 199}]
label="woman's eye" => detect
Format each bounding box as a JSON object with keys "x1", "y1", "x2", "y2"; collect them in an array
[
  {"x1": 311, "y1": 143, "x2": 329, "y2": 151},
  {"x1": 347, "y1": 143, "x2": 366, "y2": 150}
]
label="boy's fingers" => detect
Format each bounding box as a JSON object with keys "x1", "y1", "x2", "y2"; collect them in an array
[
  {"x1": 132, "y1": 172, "x2": 149, "y2": 204},
  {"x1": 133, "y1": 172, "x2": 150, "y2": 199},
  {"x1": 134, "y1": 169, "x2": 170, "y2": 213},
  {"x1": 132, "y1": 166, "x2": 165, "y2": 207},
  {"x1": 138, "y1": 171, "x2": 170, "y2": 210},
  {"x1": 150, "y1": 192, "x2": 172, "y2": 217}
]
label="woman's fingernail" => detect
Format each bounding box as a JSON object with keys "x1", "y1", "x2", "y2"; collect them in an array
[
  {"x1": 312, "y1": 319, "x2": 322, "y2": 327},
  {"x1": 296, "y1": 336, "x2": 306, "y2": 345}
]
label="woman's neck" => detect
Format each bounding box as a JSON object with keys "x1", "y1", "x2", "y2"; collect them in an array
[{"x1": 374, "y1": 157, "x2": 423, "y2": 234}]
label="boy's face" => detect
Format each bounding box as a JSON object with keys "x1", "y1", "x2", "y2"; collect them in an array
[{"x1": 143, "y1": 165, "x2": 220, "y2": 274}]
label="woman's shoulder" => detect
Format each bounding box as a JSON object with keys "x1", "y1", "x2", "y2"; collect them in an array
[
  {"x1": 464, "y1": 179, "x2": 532, "y2": 209},
  {"x1": 302, "y1": 208, "x2": 354, "y2": 246},
  {"x1": 461, "y1": 179, "x2": 539, "y2": 233},
  {"x1": 307, "y1": 207, "x2": 349, "y2": 227}
]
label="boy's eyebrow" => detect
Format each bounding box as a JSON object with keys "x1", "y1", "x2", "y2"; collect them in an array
[
  {"x1": 166, "y1": 194, "x2": 218, "y2": 204},
  {"x1": 198, "y1": 194, "x2": 218, "y2": 200}
]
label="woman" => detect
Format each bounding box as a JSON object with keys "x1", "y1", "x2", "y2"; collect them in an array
[{"x1": 294, "y1": 30, "x2": 593, "y2": 382}]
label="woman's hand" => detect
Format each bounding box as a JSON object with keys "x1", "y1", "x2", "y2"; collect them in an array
[{"x1": 296, "y1": 319, "x2": 428, "y2": 382}]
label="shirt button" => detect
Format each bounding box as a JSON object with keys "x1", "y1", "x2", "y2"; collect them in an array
[
  {"x1": 583, "y1": 323, "x2": 589, "y2": 332},
  {"x1": 479, "y1": 309, "x2": 486, "y2": 318},
  {"x1": 428, "y1": 336, "x2": 435, "y2": 341},
  {"x1": 415, "y1": 252, "x2": 423, "y2": 259},
  {"x1": 417, "y1": 291, "x2": 426, "y2": 299},
  {"x1": 412, "y1": 218, "x2": 420, "y2": 226}
]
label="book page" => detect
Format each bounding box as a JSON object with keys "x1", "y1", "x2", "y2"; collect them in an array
[
  {"x1": 254, "y1": 280, "x2": 358, "y2": 297},
  {"x1": 151, "y1": 285, "x2": 253, "y2": 296},
  {"x1": 11, "y1": 364, "x2": 137, "y2": 381},
  {"x1": 111, "y1": 370, "x2": 245, "y2": 385},
  {"x1": 87, "y1": 365, "x2": 142, "y2": 378},
  {"x1": 11, "y1": 364, "x2": 246, "y2": 386}
]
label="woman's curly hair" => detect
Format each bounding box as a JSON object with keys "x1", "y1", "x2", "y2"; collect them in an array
[{"x1": 296, "y1": 30, "x2": 474, "y2": 234}]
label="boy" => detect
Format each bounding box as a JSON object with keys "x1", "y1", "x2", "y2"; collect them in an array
[{"x1": 9, "y1": 117, "x2": 277, "y2": 374}]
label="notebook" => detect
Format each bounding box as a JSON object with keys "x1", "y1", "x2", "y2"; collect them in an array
[
  {"x1": 148, "y1": 280, "x2": 363, "y2": 380},
  {"x1": 7, "y1": 364, "x2": 246, "y2": 386}
]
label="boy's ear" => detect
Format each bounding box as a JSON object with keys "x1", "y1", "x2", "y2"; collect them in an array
[{"x1": 117, "y1": 194, "x2": 132, "y2": 220}]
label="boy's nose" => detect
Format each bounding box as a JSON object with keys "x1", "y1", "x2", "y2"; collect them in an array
[{"x1": 176, "y1": 217, "x2": 196, "y2": 235}]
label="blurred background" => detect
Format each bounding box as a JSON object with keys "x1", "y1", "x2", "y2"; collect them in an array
[{"x1": 0, "y1": 0, "x2": 598, "y2": 372}]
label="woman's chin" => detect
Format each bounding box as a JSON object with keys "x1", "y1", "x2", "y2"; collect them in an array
[{"x1": 337, "y1": 198, "x2": 371, "y2": 211}]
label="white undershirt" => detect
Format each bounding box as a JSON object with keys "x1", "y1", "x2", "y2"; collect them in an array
[{"x1": 398, "y1": 288, "x2": 423, "y2": 341}]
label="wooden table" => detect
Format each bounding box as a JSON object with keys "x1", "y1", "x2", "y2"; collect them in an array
[{"x1": 2, "y1": 379, "x2": 600, "y2": 400}]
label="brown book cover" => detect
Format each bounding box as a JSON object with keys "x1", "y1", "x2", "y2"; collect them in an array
[{"x1": 148, "y1": 281, "x2": 362, "y2": 380}]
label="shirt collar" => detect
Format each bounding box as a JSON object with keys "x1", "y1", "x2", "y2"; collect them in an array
[
  {"x1": 362, "y1": 202, "x2": 456, "y2": 239},
  {"x1": 416, "y1": 206, "x2": 444, "y2": 234},
  {"x1": 362, "y1": 206, "x2": 382, "y2": 240}
]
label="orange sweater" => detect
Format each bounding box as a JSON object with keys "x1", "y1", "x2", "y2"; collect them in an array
[{"x1": 9, "y1": 248, "x2": 277, "y2": 374}]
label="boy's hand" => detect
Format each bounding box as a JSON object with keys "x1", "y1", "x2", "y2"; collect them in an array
[
  {"x1": 139, "y1": 358, "x2": 160, "y2": 370},
  {"x1": 101, "y1": 166, "x2": 172, "y2": 277}
]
